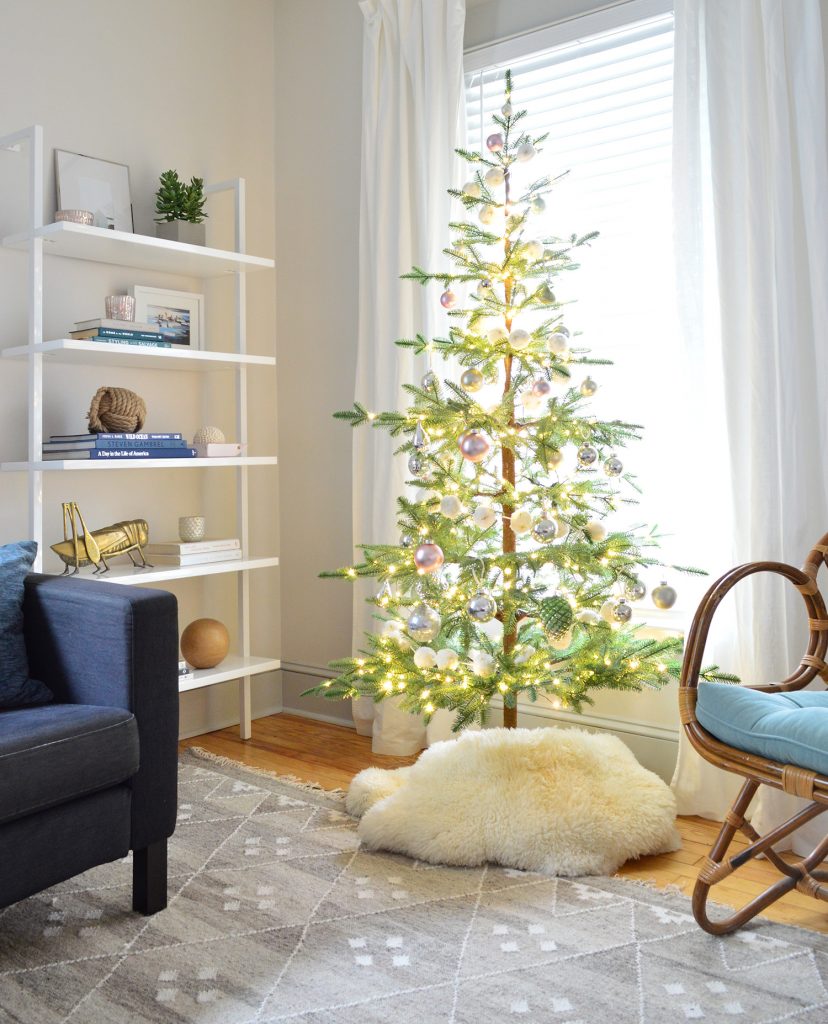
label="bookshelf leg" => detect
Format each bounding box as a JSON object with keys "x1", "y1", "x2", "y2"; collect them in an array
[{"x1": 239, "y1": 676, "x2": 252, "y2": 739}]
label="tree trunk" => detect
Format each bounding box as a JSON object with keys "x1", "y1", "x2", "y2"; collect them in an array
[{"x1": 503, "y1": 704, "x2": 517, "y2": 729}]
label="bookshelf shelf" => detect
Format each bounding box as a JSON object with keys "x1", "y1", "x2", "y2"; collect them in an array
[
  {"x1": 2, "y1": 221, "x2": 275, "y2": 277},
  {"x1": 178, "y1": 655, "x2": 281, "y2": 694},
  {"x1": 1, "y1": 456, "x2": 278, "y2": 472},
  {"x1": 68, "y1": 556, "x2": 280, "y2": 586},
  {"x1": 1, "y1": 124, "x2": 279, "y2": 740},
  {"x1": 2, "y1": 339, "x2": 276, "y2": 372}
]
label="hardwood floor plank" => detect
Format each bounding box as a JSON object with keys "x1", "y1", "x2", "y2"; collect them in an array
[{"x1": 181, "y1": 712, "x2": 828, "y2": 935}]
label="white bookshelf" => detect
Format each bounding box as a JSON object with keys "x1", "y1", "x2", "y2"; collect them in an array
[
  {"x1": 0, "y1": 124, "x2": 279, "y2": 738},
  {"x1": 2, "y1": 457, "x2": 278, "y2": 472},
  {"x1": 2, "y1": 338, "x2": 276, "y2": 372}
]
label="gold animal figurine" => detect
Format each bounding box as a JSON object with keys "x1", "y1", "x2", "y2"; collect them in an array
[{"x1": 51, "y1": 502, "x2": 153, "y2": 575}]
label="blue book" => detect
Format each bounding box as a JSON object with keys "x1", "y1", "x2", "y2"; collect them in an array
[
  {"x1": 42, "y1": 448, "x2": 198, "y2": 461},
  {"x1": 43, "y1": 438, "x2": 187, "y2": 451},
  {"x1": 88, "y1": 337, "x2": 173, "y2": 348},
  {"x1": 70, "y1": 327, "x2": 164, "y2": 342},
  {"x1": 50, "y1": 432, "x2": 184, "y2": 442}
]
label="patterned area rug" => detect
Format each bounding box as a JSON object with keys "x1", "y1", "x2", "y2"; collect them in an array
[{"x1": 2, "y1": 751, "x2": 828, "y2": 1024}]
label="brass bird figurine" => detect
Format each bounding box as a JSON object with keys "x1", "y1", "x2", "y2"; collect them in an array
[{"x1": 52, "y1": 502, "x2": 152, "y2": 575}]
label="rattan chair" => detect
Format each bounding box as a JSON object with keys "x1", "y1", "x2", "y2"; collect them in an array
[{"x1": 679, "y1": 534, "x2": 828, "y2": 935}]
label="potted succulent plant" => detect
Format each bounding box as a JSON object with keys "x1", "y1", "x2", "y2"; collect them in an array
[{"x1": 154, "y1": 169, "x2": 208, "y2": 245}]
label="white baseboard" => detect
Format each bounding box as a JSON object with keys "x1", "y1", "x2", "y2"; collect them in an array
[{"x1": 281, "y1": 706, "x2": 357, "y2": 729}]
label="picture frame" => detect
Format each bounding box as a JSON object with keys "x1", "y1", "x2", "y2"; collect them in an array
[
  {"x1": 130, "y1": 286, "x2": 204, "y2": 349},
  {"x1": 54, "y1": 150, "x2": 134, "y2": 232}
]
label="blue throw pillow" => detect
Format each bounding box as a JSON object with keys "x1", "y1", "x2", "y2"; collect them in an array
[{"x1": 0, "y1": 541, "x2": 52, "y2": 707}]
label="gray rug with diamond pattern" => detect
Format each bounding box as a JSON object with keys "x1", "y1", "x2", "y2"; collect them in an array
[{"x1": 2, "y1": 750, "x2": 828, "y2": 1024}]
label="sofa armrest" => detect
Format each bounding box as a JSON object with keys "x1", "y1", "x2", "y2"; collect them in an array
[{"x1": 23, "y1": 574, "x2": 179, "y2": 849}]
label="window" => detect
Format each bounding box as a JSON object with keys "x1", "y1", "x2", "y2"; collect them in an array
[{"x1": 465, "y1": 3, "x2": 689, "y2": 617}]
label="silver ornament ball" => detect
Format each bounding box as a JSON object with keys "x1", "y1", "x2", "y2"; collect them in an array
[
  {"x1": 613, "y1": 600, "x2": 633, "y2": 624},
  {"x1": 407, "y1": 602, "x2": 441, "y2": 642},
  {"x1": 530, "y1": 196, "x2": 546, "y2": 214},
  {"x1": 652, "y1": 581, "x2": 678, "y2": 610},
  {"x1": 440, "y1": 289, "x2": 457, "y2": 309},
  {"x1": 580, "y1": 376, "x2": 598, "y2": 397},
  {"x1": 399, "y1": 532, "x2": 413, "y2": 548},
  {"x1": 537, "y1": 283, "x2": 556, "y2": 305},
  {"x1": 421, "y1": 371, "x2": 437, "y2": 390},
  {"x1": 530, "y1": 377, "x2": 552, "y2": 399},
  {"x1": 625, "y1": 580, "x2": 647, "y2": 602},
  {"x1": 466, "y1": 589, "x2": 497, "y2": 623},
  {"x1": 408, "y1": 453, "x2": 426, "y2": 477},
  {"x1": 486, "y1": 133, "x2": 504, "y2": 152},
  {"x1": 460, "y1": 367, "x2": 484, "y2": 393},
  {"x1": 577, "y1": 444, "x2": 598, "y2": 467},
  {"x1": 532, "y1": 517, "x2": 558, "y2": 543},
  {"x1": 603, "y1": 456, "x2": 624, "y2": 477}
]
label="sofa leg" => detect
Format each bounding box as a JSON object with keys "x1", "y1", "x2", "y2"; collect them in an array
[{"x1": 132, "y1": 840, "x2": 168, "y2": 915}]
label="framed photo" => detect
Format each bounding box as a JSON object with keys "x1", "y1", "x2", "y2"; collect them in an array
[
  {"x1": 54, "y1": 150, "x2": 133, "y2": 232},
  {"x1": 130, "y1": 286, "x2": 204, "y2": 349}
]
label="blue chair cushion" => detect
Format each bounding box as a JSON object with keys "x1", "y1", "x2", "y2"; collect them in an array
[
  {"x1": 0, "y1": 704, "x2": 139, "y2": 824},
  {"x1": 696, "y1": 682, "x2": 828, "y2": 776},
  {"x1": 0, "y1": 542, "x2": 51, "y2": 707}
]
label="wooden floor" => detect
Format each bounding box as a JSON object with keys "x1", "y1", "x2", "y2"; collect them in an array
[{"x1": 181, "y1": 712, "x2": 828, "y2": 935}]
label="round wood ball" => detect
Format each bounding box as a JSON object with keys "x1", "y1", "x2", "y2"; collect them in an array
[{"x1": 180, "y1": 618, "x2": 230, "y2": 669}]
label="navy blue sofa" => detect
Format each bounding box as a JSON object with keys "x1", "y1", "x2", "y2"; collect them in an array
[{"x1": 0, "y1": 574, "x2": 179, "y2": 914}]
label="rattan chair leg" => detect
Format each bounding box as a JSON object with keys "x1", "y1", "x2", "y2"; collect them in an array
[{"x1": 691, "y1": 784, "x2": 828, "y2": 935}]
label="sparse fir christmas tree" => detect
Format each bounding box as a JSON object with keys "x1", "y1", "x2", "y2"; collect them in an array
[{"x1": 308, "y1": 72, "x2": 732, "y2": 730}]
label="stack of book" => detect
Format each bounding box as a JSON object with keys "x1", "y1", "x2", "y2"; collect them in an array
[
  {"x1": 68, "y1": 318, "x2": 171, "y2": 349},
  {"x1": 144, "y1": 538, "x2": 242, "y2": 567},
  {"x1": 42, "y1": 432, "x2": 197, "y2": 461}
]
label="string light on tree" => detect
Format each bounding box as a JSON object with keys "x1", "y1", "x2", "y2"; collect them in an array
[{"x1": 310, "y1": 70, "x2": 723, "y2": 732}]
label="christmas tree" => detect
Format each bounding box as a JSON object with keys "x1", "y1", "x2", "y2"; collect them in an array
[{"x1": 308, "y1": 72, "x2": 730, "y2": 730}]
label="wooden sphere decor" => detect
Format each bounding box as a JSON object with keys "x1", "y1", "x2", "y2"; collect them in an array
[{"x1": 180, "y1": 618, "x2": 230, "y2": 670}]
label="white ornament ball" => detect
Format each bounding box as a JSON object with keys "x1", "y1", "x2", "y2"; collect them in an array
[
  {"x1": 413, "y1": 646, "x2": 437, "y2": 670},
  {"x1": 382, "y1": 618, "x2": 405, "y2": 639},
  {"x1": 510, "y1": 508, "x2": 533, "y2": 535},
  {"x1": 522, "y1": 392, "x2": 543, "y2": 414},
  {"x1": 484, "y1": 166, "x2": 505, "y2": 188},
  {"x1": 193, "y1": 425, "x2": 225, "y2": 446},
  {"x1": 501, "y1": 100, "x2": 513, "y2": 117},
  {"x1": 546, "y1": 332, "x2": 570, "y2": 356},
  {"x1": 472, "y1": 505, "x2": 497, "y2": 531},
  {"x1": 550, "y1": 627, "x2": 574, "y2": 651},
  {"x1": 516, "y1": 142, "x2": 536, "y2": 162},
  {"x1": 462, "y1": 181, "x2": 482, "y2": 198},
  {"x1": 478, "y1": 205, "x2": 495, "y2": 225},
  {"x1": 530, "y1": 196, "x2": 546, "y2": 214},
  {"x1": 470, "y1": 650, "x2": 496, "y2": 678},
  {"x1": 576, "y1": 608, "x2": 602, "y2": 625},
  {"x1": 436, "y1": 648, "x2": 460, "y2": 671},
  {"x1": 546, "y1": 449, "x2": 565, "y2": 469},
  {"x1": 584, "y1": 520, "x2": 607, "y2": 542},
  {"x1": 440, "y1": 494, "x2": 464, "y2": 520},
  {"x1": 488, "y1": 326, "x2": 508, "y2": 344},
  {"x1": 524, "y1": 240, "x2": 543, "y2": 260},
  {"x1": 509, "y1": 328, "x2": 531, "y2": 351}
]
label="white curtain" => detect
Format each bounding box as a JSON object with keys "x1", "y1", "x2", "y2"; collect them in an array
[
  {"x1": 671, "y1": 0, "x2": 828, "y2": 850},
  {"x1": 352, "y1": 0, "x2": 466, "y2": 754}
]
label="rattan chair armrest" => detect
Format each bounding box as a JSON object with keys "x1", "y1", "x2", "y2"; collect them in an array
[{"x1": 679, "y1": 561, "x2": 828, "y2": 707}]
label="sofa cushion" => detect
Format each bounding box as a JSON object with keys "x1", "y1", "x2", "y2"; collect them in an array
[
  {"x1": 696, "y1": 682, "x2": 828, "y2": 776},
  {"x1": 0, "y1": 704, "x2": 139, "y2": 824},
  {"x1": 0, "y1": 543, "x2": 52, "y2": 708}
]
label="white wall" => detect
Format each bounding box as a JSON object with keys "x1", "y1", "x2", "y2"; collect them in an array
[
  {"x1": 0, "y1": 0, "x2": 280, "y2": 736},
  {"x1": 273, "y1": 0, "x2": 365, "y2": 726}
]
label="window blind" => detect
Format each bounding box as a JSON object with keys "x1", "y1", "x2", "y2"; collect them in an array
[{"x1": 465, "y1": 13, "x2": 685, "y2": 583}]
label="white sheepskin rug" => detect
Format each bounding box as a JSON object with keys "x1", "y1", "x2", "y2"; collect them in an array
[{"x1": 346, "y1": 727, "x2": 680, "y2": 876}]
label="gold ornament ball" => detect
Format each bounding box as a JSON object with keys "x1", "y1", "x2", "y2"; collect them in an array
[{"x1": 181, "y1": 618, "x2": 230, "y2": 669}]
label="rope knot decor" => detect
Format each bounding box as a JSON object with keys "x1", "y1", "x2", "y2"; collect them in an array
[{"x1": 86, "y1": 387, "x2": 147, "y2": 433}]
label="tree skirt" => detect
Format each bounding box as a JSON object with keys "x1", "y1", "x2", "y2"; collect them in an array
[{"x1": 0, "y1": 749, "x2": 827, "y2": 1023}]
